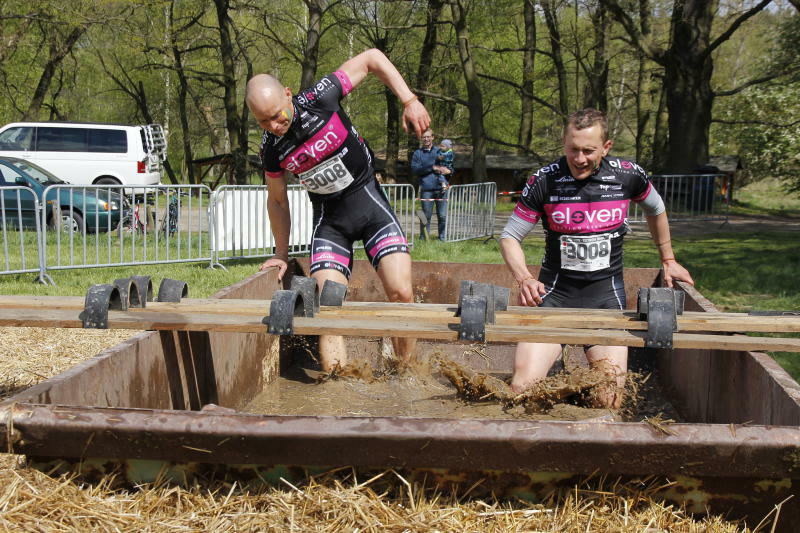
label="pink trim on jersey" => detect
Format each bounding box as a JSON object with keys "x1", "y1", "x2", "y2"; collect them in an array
[
  {"x1": 266, "y1": 170, "x2": 284, "y2": 179},
  {"x1": 333, "y1": 70, "x2": 353, "y2": 96},
  {"x1": 632, "y1": 181, "x2": 652, "y2": 202},
  {"x1": 280, "y1": 113, "x2": 349, "y2": 174},
  {"x1": 514, "y1": 203, "x2": 541, "y2": 224},
  {"x1": 368, "y1": 235, "x2": 408, "y2": 257},
  {"x1": 544, "y1": 200, "x2": 629, "y2": 233},
  {"x1": 311, "y1": 251, "x2": 350, "y2": 267}
]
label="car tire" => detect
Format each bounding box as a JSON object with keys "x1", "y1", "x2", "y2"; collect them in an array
[
  {"x1": 95, "y1": 176, "x2": 121, "y2": 186},
  {"x1": 59, "y1": 210, "x2": 84, "y2": 234}
]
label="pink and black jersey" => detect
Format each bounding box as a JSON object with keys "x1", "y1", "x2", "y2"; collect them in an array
[
  {"x1": 259, "y1": 71, "x2": 377, "y2": 203},
  {"x1": 515, "y1": 156, "x2": 655, "y2": 281}
]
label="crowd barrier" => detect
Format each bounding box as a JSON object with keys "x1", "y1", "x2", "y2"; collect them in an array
[
  {"x1": 629, "y1": 173, "x2": 730, "y2": 223},
  {"x1": 0, "y1": 183, "x2": 417, "y2": 284},
  {"x1": 441, "y1": 182, "x2": 497, "y2": 242}
]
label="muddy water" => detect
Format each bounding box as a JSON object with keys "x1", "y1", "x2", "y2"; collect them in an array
[{"x1": 242, "y1": 363, "x2": 615, "y2": 421}]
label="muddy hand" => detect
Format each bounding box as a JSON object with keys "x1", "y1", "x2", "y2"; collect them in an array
[
  {"x1": 259, "y1": 257, "x2": 288, "y2": 280},
  {"x1": 662, "y1": 259, "x2": 694, "y2": 288},
  {"x1": 519, "y1": 278, "x2": 547, "y2": 306}
]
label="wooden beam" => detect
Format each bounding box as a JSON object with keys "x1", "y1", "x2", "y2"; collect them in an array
[
  {"x1": 0, "y1": 308, "x2": 799, "y2": 353},
  {"x1": 0, "y1": 295, "x2": 798, "y2": 334}
]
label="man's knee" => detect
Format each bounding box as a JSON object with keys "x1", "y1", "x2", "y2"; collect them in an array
[{"x1": 385, "y1": 283, "x2": 413, "y2": 303}]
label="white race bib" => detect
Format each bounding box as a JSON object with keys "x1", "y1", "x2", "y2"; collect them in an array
[
  {"x1": 298, "y1": 156, "x2": 354, "y2": 194},
  {"x1": 560, "y1": 233, "x2": 611, "y2": 272}
]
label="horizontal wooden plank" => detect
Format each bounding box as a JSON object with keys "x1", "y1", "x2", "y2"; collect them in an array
[
  {"x1": 0, "y1": 308, "x2": 798, "y2": 353},
  {"x1": 0, "y1": 295, "x2": 798, "y2": 334}
]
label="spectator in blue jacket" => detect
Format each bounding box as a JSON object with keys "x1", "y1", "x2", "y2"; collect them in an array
[{"x1": 411, "y1": 129, "x2": 450, "y2": 240}]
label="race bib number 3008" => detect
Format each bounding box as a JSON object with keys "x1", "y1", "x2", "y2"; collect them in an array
[
  {"x1": 560, "y1": 233, "x2": 611, "y2": 272},
  {"x1": 298, "y1": 156, "x2": 354, "y2": 194}
]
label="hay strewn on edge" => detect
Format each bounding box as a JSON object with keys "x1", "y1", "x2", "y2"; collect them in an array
[
  {"x1": 0, "y1": 456, "x2": 758, "y2": 532},
  {"x1": 0, "y1": 326, "x2": 139, "y2": 399},
  {"x1": 0, "y1": 326, "x2": 774, "y2": 532}
]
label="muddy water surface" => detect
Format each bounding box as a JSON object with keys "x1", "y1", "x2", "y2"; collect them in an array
[{"x1": 243, "y1": 362, "x2": 616, "y2": 421}]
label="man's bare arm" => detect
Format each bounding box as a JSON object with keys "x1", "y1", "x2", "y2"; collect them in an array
[{"x1": 337, "y1": 49, "x2": 430, "y2": 136}]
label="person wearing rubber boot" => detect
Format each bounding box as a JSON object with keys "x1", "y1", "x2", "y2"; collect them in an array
[
  {"x1": 499, "y1": 108, "x2": 694, "y2": 408},
  {"x1": 246, "y1": 49, "x2": 430, "y2": 371}
]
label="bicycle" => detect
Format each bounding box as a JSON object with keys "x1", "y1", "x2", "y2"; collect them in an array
[
  {"x1": 119, "y1": 199, "x2": 148, "y2": 234},
  {"x1": 159, "y1": 192, "x2": 180, "y2": 237}
]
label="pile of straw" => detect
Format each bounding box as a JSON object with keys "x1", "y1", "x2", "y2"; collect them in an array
[{"x1": 0, "y1": 326, "x2": 777, "y2": 531}]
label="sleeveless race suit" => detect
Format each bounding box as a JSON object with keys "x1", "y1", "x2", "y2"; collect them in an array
[
  {"x1": 503, "y1": 155, "x2": 664, "y2": 309},
  {"x1": 259, "y1": 71, "x2": 408, "y2": 278}
]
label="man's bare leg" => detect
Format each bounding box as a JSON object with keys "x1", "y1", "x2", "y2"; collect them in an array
[
  {"x1": 510, "y1": 342, "x2": 563, "y2": 393},
  {"x1": 375, "y1": 252, "x2": 416, "y2": 361},
  {"x1": 585, "y1": 345, "x2": 628, "y2": 408},
  {"x1": 312, "y1": 269, "x2": 349, "y2": 371}
]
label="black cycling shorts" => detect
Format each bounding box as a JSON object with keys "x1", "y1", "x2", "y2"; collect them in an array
[
  {"x1": 538, "y1": 268, "x2": 626, "y2": 351},
  {"x1": 539, "y1": 268, "x2": 626, "y2": 310},
  {"x1": 309, "y1": 179, "x2": 409, "y2": 279}
]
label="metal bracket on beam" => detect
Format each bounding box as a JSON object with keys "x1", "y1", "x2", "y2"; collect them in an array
[
  {"x1": 81, "y1": 284, "x2": 124, "y2": 329},
  {"x1": 459, "y1": 295, "x2": 488, "y2": 342},
  {"x1": 457, "y1": 280, "x2": 509, "y2": 321},
  {"x1": 265, "y1": 289, "x2": 310, "y2": 335},
  {"x1": 157, "y1": 278, "x2": 188, "y2": 303},
  {"x1": 319, "y1": 280, "x2": 348, "y2": 307},
  {"x1": 290, "y1": 276, "x2": 319, "y2": 317},
  {"x1": 637, "y1": 287, "x2": 684, "y2": 349}
]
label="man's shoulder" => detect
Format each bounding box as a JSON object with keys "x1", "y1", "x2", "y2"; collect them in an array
[
  {"x1": 525, "y1": 157, "x2": 568, "y2": 186},
  {"x1": 295, "y1": 73, "x2": 343, "y2": 107}
]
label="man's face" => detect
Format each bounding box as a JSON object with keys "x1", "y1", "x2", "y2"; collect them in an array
[
  {"x1": 421, "y1": 131, "x2": 434, "y2": 149},
  {"x1": 252, "y1": 87, "x2": 293, "y2": 136},
  {"x1": 563, "y1": 123, "x2": 613, "y2": 180}
]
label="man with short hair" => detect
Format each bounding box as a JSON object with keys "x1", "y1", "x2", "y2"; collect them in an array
[
  {"x1": 499, "y1": 108, "x2": 694, "y2": 408},
  {"x1": 246, "y1": 49, "x2": 430, "y2": 371},
  {"x1": 411, "y1": 129, "x2": 450, "y2": 240}
]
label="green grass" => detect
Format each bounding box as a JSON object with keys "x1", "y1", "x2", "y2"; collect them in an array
[{"x1": 730, "y1": 177, "x2": 800, "y2": 218}]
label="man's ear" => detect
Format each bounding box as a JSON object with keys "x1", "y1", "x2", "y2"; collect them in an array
[
  {"x1": 284, "y1": 87, "x2": 292, "y2": 99},
  {"x1": 603, "y1": 139, "x2": 614, "y2": 156}
]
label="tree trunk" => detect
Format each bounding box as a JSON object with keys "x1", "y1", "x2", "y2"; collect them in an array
[
  {"x1": 23, "y1": 25, "x2": 87, "y2": 120},
  {"x1": 634, "y1": 0, "x2": 652, "y2": 165},
  {"x1": 384, "y1": 87, "x2": 400, "y2": 182},
  {"x1": 451, "y1": 0, "x2": 486, "y2": 182},
  {"x1": 407, "y1": 0, "x2": 444, "y2": 167},
  {"x1": 517, "y1": 0, "x2": 536, "y2": 154},
  {"x1": 583, "y1": 1, "x2": 609, "y2": 111},
  {"x1": 213, "y1": 0, "x2": 248, "y2": 184},
  {"x1": 651, "y1": 75, "x2": 669, "y2": 172},
  {"x1": 542, "y1": 0, "x2": 569, "y2": 121},
  {"x1": 662, "y1": 0, "x2": 715, "y2": 173},
  {"x1": 170, "y1": 4, "x2": 195, "y2": 184},
  {"x1": 299, "y1": 0, "x2": 323, "y2": 89}
]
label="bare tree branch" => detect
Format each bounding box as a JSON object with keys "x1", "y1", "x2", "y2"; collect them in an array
[
  {"x1": 704, "y1": 0, "x2": 772, "y2": 60},
  {"x1": 714, "y1": 72, "x2": 789, "y2": 97}
]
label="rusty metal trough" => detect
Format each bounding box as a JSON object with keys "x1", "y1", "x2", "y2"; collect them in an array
[{"x1": 2, "y1": 259, "x2": 799, "y2": 529}]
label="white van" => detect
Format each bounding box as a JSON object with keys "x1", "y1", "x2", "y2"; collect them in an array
[{"x1": 0, "y1": 122, "x2": 167, "y2": 186}]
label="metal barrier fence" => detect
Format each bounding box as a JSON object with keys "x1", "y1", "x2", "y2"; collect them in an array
[
  {"x1": 209, "y1": 183, "x2": 416, "y2": 265},
  {"x1": 442, "y1": 182, "x2": 497, "y2": 242},
  {"x1": 0, "y1": 181, "x2": 437, "y2": 283},
  {"x1": 210, "y1": 184, "x2": 313, "y2": 265},
  {"x1": 0, "y1": 186, "x2": 48, "y2": 281},
  {"x1": 629, "y1": 174, "x2": 730, "y2": 223},
  {"x1": 41, "y1": 184, "x2": 214, "y2": 275}
]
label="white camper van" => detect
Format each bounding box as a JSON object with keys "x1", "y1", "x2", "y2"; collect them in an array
[{"x1": 0, "y1": 122, "x2": 167, "y2": 186}]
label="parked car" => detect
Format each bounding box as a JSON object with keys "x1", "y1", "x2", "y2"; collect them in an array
[
  {"x1": 0, "y1": 156, "x2": 123, "y2": 233},
  {"x1": 0, "y1": 122, "x2": 166, "y2": 187}
]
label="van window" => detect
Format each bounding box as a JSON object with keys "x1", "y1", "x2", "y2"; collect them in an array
[
  {"x1": 88, "y1": 129, "x2": 127, "y2": 153},
  {"x1": 0, "y1": 127, "x2": 34, "y2": 150},
  {"x1": 37, "y1": 127, "x2": 88, "y2": 151}
]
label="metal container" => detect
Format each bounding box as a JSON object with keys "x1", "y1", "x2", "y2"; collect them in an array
[{"x1": 2, "y1": 260, "x2": 798, "y2": 529}]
